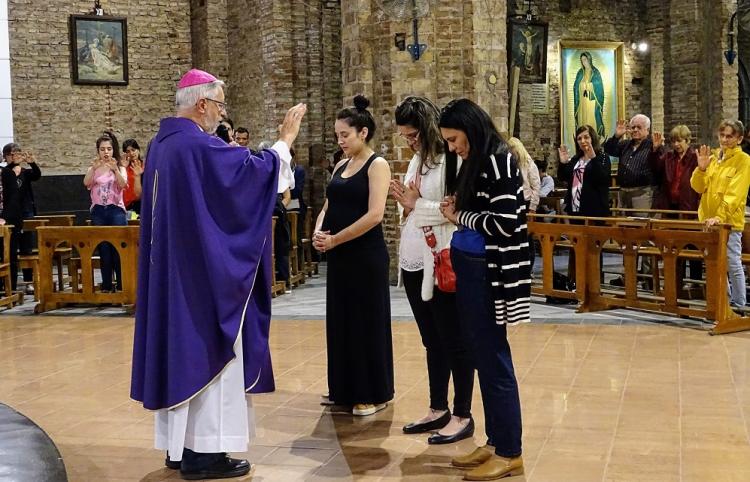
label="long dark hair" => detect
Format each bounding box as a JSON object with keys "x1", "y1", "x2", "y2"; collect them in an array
[
  {"x1": 395, "y1": 95, "x2": 457, "y2": 195},
  {"x1": 439, "y1": 99, "x2": 507, "y2": 210},
  {"x1": 122, "y1": 138, "x2": 142, "y2": 160},
  {"x1": 574, "y1": 124, "x2": 602, "y2": 157},
  {"x1": 395, "y1": 96, "x2": 444, "y2": 168},
  {"x1": 216, "y1": 124, "x2": 232, "y2": 143},
  {"x1": 96, "y1": 130, "x2": 121, "y2": 165}
]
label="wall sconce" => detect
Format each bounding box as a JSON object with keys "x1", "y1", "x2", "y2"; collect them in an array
[
  {"x1": 394, "y1": 33, "x2": 406, "y2": 52},
  {"x1": 630, "y1": 41, "x2": 649, "y2": 53},
  {"x1": 725, "y1": 10, "x2": 737, "y2": 65}
]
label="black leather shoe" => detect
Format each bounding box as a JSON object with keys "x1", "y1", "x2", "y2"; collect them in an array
[
  {"x1": 427, "y1": 417, "x2": 475, "y2": 445},
  {"x1": 402, "y1": 410, "x2": 451, "y2": 434},
  {"x1": 180, "y1": 454, "x2": 251, "y2": 480}
]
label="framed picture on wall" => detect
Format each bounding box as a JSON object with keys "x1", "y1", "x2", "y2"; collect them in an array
[
  {"x1": 507, "y1": 19, "x2": 548, "y2": 84},
  {"x1": 69, "y1": 14, "x2": 128, "y2": 85},
  {"x1": 558, "y1": 40, "x2": 624, "y2": 150}
]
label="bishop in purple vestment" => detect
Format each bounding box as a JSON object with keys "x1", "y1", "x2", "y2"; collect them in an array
[{"x1": 130, "y1": 68, "x2": 306, "y2": 479}]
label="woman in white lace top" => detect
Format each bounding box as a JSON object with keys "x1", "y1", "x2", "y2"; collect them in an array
[{"x1": 390, "y1": 96, "x2": 474, "y2": 445}]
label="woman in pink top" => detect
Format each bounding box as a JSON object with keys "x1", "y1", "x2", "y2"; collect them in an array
[{"x1": 83, "y1": 132, "x2": 128, "y2": 292}]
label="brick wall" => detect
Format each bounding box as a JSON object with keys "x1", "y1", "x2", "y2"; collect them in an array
[
  {"x1": 664, "y1": 0, "x2": 738, "y2": 145},
  {"x1": 341, "y1": 0, "x2": 508, "y2": 281},
  {"x1": 226, "y1": 0, "x2": 340, "y2": 221},
  {"x1": 9, "y1": 1, "x2": 192, "y2": 174}
]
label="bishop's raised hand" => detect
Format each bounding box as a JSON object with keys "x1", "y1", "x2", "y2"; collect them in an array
[{"x1": 279, "y1": 103, "x2": 308, "y2": 147}]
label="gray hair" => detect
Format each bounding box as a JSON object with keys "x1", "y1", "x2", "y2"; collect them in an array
[
  {"x1": 175, "y1": 80, "x2": 226, "y2": 112},
  {"x1": 630, "y1": 114, "x2": 651, "y2": 130},
  {"x1": 258, "y1": 141, "x2": 273, "y2": 150}
]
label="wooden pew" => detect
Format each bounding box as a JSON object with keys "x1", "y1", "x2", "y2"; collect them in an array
[
  {"x1": 16, "y1": 219, "x2": 48, "y2": 300},
  {"x1": 270, "y1": 217, "x2": 286, "y2": 297},
  {"x1": 0, "y1": 225, "x2": 24, "y2": 309},
  {"x1": 34, "y1": 226, "x2": 139, "y2": 313},
  {"x1": 528, "y1": 215, "x2": 750, "y2": 334},
  {"x1": 34, "y1": 214, "x2": 76, "y2": 226},
  {"x1": 34, "y1": 215, "x2": 76, "y2": 290},
  {"x1": 285, "y1": 212, "x2": 305, "y2": 288},
  {"x1": 300, "y1": 210, "x2": 318, "y2": 276},
  {"x1": 610, "y1": 207, "x2": 699, "y2": 220}
]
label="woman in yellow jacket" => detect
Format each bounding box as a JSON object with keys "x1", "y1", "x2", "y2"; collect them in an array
[{"x1": 690, "y1": 120, "x2": 750, "y2": 307}]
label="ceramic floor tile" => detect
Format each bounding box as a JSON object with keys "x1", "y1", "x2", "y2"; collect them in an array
[{"x1": 2, "y1": 291, "x2": 750, "y2": 481}]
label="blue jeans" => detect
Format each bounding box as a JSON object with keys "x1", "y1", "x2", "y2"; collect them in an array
[
  {"x1": 728, "y1": 231, "x2": 746, "y2": 306},
  {"x1": 451, "y1": 247, "x2": 522, "y2": 458},
  {"x1": 90, "y1": 204, "x2": 127, "y2": 291}
]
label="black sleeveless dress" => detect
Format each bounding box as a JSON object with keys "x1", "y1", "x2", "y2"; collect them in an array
[{"x1": 322, "y1": 154, "x2": 394, "y2": 405}]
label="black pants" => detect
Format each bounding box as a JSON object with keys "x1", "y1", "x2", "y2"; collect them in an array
[
  {"x1": 402, "y1": 269, "x2": 474, "y2": 418},
  {"x1": 3, "y1": 225, "x2": 21, "y2": 291},
  {"x1": 20, "y1": 213, "x2": 34, "y2": 282},
  {"x1": 19, "y1": 230, "x2": 33, "y2": 282}
]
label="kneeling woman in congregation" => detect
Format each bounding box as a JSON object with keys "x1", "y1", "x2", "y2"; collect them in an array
[
  {"x1": 313, "y1": 95, "x2": 394, "y2": 416},
  {"x1": 439, "y1": 99, "x2": 529, "y2": 480}
]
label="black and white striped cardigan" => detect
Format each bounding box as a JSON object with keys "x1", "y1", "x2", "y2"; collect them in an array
[{"x1": 455, "y1": 151, "x2": 531, "y2": 325}]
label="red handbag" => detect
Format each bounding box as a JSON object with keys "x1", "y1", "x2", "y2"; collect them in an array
[{"x1": 423, "y1": 226, "x2": 456, "y2": 293}]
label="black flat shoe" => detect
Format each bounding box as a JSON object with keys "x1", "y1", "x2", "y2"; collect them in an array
[
  {"x1": 180, "y1": 455, "x2": 251, "y2": 480},
  {"x1": 402, "y1": 410, "x2": 451, "y2": 434},
  {"x1": 427, "y1": 417, "x2": 475, "y2": 445}
]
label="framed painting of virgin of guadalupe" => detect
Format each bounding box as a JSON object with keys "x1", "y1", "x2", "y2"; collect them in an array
[{"x1": 558, "y1": 41, "x2": 624, "y2": 150}]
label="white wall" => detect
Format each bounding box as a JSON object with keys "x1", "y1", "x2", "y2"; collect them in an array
[{"x1": 0, "y1": 0, "x2": 13, "y2": 148}]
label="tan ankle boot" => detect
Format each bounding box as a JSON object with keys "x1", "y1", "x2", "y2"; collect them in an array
[
  {"x1": 463, "y1": 454, "x2": 523, "y2": 480},
  {"x1": 451, "y1": 445, "x2": 493, "y2": 468}
]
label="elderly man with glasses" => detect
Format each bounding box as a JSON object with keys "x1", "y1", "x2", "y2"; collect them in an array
[
  {"x1": 130, "y1": 68, "x2": 307, "y2": 480},
  {"x1": 603, "y1": 114, "x2": 656, "y2": 210}
]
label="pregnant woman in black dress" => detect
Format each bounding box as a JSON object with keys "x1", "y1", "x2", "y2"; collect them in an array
[{"x1": 313, "y1": 95, "x2": 393, "y2": 416}]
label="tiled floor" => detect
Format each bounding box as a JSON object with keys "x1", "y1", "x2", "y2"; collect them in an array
[{"x1": 2, "y1": 277, "x2": 750, "y2": 481}]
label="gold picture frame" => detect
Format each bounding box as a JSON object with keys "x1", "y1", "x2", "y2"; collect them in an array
[{"x1": 558, "y1": 40, "x2": 624, "y2": 150}]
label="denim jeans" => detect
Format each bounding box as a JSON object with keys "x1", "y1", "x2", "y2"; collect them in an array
[
  {"x1": 451, "y1": 247, "x2": 522, "y2": 458},
  {"x1": 727, "y1": 231, "x2": 746, "y2": 306},
  {"x1": 90, "y1": 204, "x2": 127, "y2": 291},
  {"x1": 402, "y1": 269, "x2": 474, "y2": 418}
]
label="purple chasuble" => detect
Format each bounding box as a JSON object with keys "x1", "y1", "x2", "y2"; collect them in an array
[{"x1": 130, "y1": 117, "x2": 279, "y2": 410}]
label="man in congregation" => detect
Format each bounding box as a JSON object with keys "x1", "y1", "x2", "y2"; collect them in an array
[
  {"x1": 235, "y1": 127, "x2": 250, "y2": 147},
  {"x1": 604, "y1": 114, "x2": 655, "y2": 210},
  {"x1": 603, "y1": 114, "x2": 655, "y2": 285},
  {"x1": 130, "y1": 68, "x2": 306, "y2": 480}
]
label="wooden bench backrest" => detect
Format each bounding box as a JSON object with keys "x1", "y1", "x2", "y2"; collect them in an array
[{"x1": 35, "y1": 226, "x2": 139, "y2": 312}]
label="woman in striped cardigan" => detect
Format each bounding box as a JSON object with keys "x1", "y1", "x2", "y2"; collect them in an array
[{"x1": 438, "y1": 99, "x2": 529, "y2": 481}]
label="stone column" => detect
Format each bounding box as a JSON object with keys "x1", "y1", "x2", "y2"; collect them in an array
[
  {"x1": 190, "y1": 0, "x2": 228, "y2": 78},
  {"x1": 647, "y1": 0, "x2": 668, "y2": 133},
  {"x1": 469, "y1": 0, "x2": 509, "y2": 131},
  {"x1": 665, "y1": 0, "x2": 738, "y2": 144}
]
